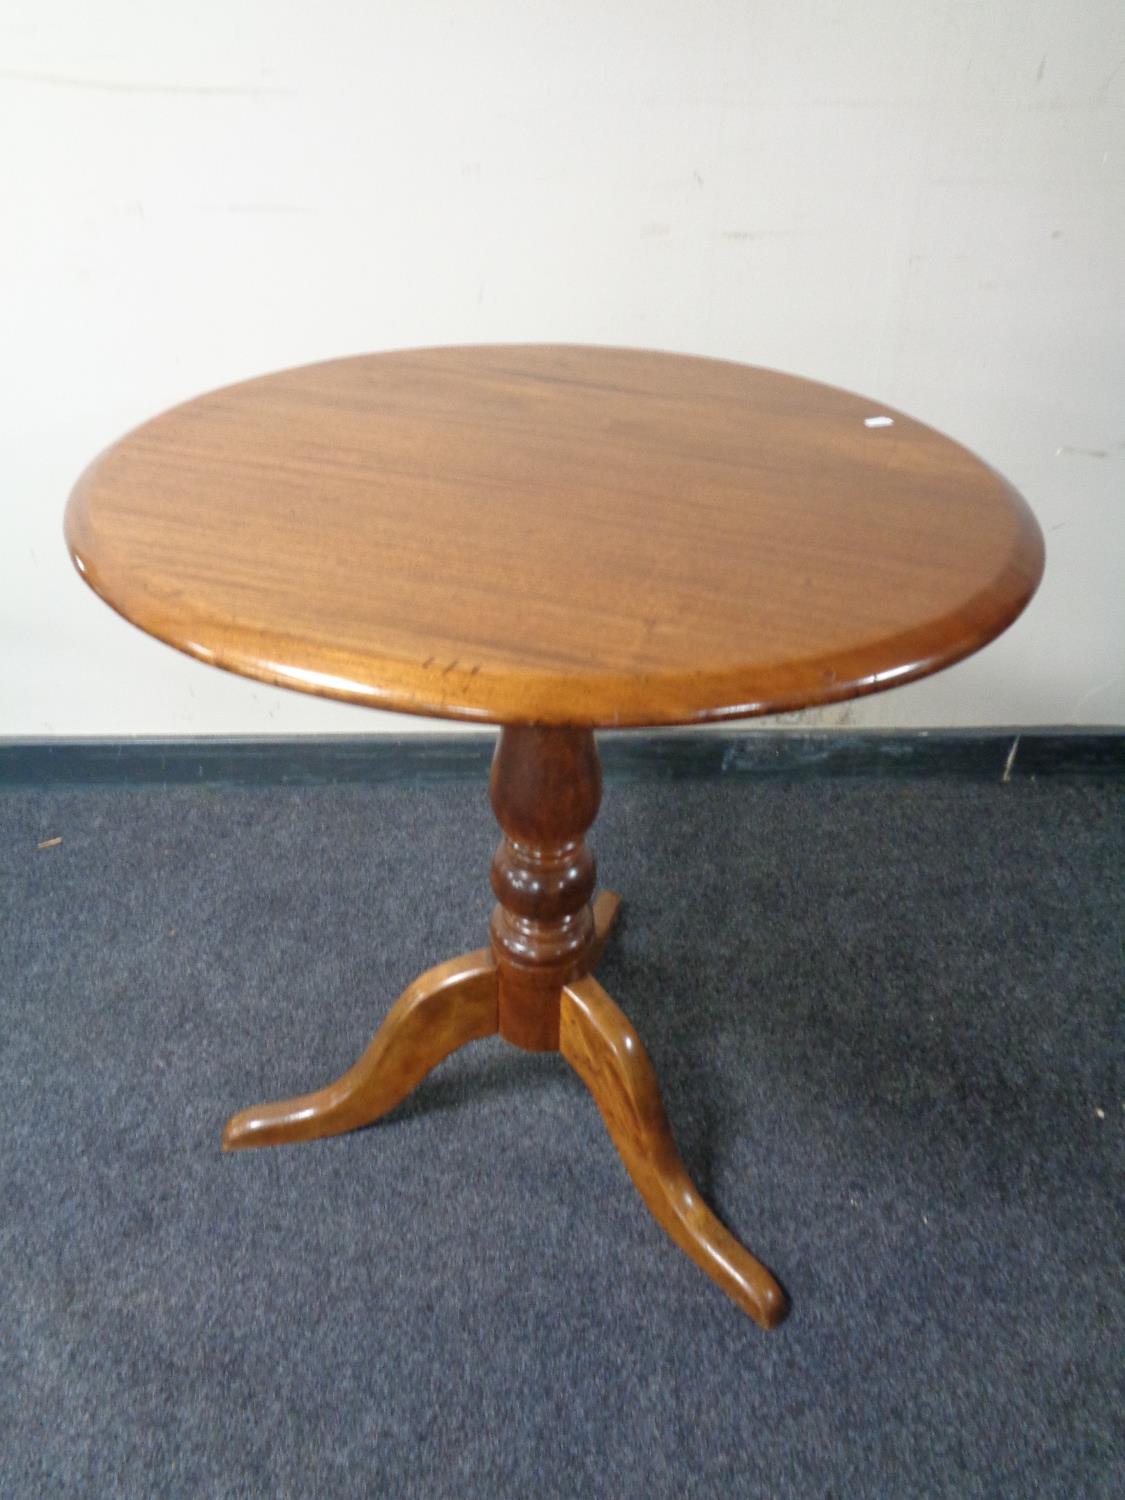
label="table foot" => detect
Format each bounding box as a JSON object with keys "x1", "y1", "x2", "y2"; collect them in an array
[
  {"x1": 560, "y1": 974, "x2": 788, "y2": 1330},
  {"x1": 222, "y1": 950, "x2": 498, "y2": 1150}
]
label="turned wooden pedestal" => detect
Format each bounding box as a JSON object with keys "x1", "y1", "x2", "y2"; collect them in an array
[
  {"x1": 65, "y1": 344, "x2": 1044, "y2": 1326},
  {"x1": 222, "y1": 725, "x2": 786, "y2": 1327}
]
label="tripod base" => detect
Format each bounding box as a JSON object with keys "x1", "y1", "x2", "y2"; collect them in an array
[{"x1": 223, "y1": 892, "x2": 786, "y2": 1329}]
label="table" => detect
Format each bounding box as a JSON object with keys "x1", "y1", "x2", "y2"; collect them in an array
[{"x1": 65, "y1": 345, "x2": 1044, "y2": 1328}]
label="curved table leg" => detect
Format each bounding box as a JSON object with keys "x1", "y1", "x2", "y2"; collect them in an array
[
  {"x1": 560, "y1": 974, "x2": 787, "y2": 1329},
  {"x1": 588, "y1": 890, "x2": 621, "y2": 970},
  {"x1": 222, "y1": 950, "x2": 498, "y2": 1151}
]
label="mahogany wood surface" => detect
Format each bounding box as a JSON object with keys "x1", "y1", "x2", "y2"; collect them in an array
[
  {"x1": 489, "y1": 726, "x2": 602, "y2": 1050},
  {"x1": 560, "y1": 975, "x2": 787, "y2": 1329},
  {"x1": 66, "y1": 345, "x2": 1043, "y2": 728},
  {"x1": 219, "y1": 719, "x2": 778, "y2": 1324},
  {"x1": 222, "y1": 891, "x2": 624, "y2": 1155},
  {"x1": 70, "y1": 347, "x2": 1045, "y2": 1325},
  {"x1": 222, "y1": 950, "x2": 498, "y2": 1150},
  {"x1": 586, "y1": 890, "x2": 621, "y2": 970}
]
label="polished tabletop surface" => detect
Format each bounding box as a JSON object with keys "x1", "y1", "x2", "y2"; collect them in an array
[{"x1": 66, "y1": 345, "x2": 1044, "y2": 726}]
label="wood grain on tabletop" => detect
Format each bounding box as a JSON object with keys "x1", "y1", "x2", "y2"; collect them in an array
[{"x1": 65, "y1": 345, "x2": 1044, "y2": 726}]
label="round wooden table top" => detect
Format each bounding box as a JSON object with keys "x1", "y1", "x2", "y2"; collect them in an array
[{"x1": 66, "y1": 345, "x2": 1044, "y2": 727}]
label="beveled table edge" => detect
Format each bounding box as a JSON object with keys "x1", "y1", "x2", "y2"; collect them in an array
[
  {"x1": 64, "y1": 485, "x2": 1045, "y2": 729},
  {"x1": 64, "y1": 349, "x2": 1046, "y2": 729}
]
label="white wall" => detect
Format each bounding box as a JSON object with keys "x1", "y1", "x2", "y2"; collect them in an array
[{"x1": 3, "y1": 0, "x2": 1122, "y2": 736}]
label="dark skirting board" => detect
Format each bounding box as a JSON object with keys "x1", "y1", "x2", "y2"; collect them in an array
[{"x1": 1, "y1": 728, "x2": 1122, "y2": 788}]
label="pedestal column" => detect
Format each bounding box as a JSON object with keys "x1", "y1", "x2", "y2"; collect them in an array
[{"x1": 489, "y1": 726, "x2": 601, "y2": 1051}]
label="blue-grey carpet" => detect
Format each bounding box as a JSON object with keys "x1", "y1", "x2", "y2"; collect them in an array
[{"x1": 1, "y1": 774, "x2": 1121, "y2": 1498}]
